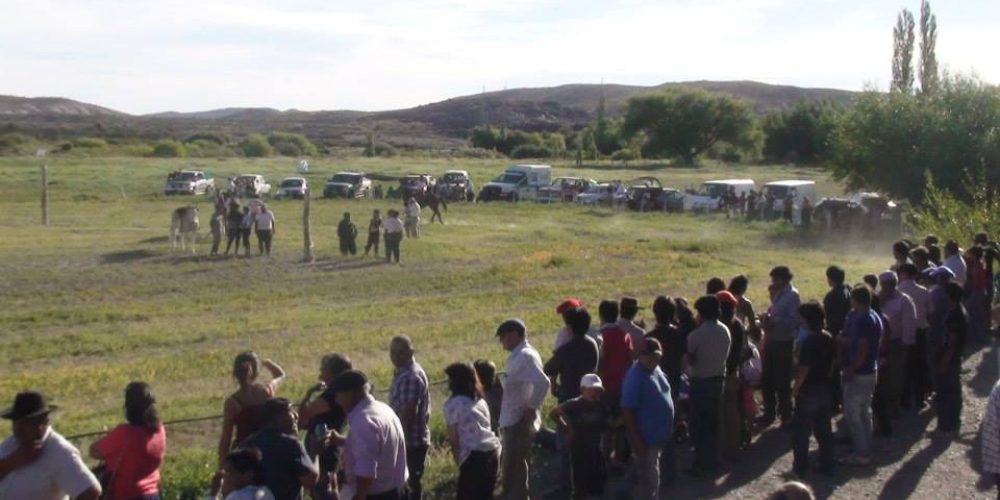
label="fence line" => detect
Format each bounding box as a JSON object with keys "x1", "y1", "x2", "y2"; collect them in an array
[{"x1": 63, "y1": 374, "x2": 482, "y2": 441}]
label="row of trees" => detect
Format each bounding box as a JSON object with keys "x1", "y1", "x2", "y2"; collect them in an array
[{"x1": 151, "y1": 132, "x2": 318, "y2": 158}]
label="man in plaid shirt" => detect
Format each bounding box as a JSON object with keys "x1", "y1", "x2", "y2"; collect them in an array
[{"x1": 389, "y1": 336, "x2": 430, "y2": 500}]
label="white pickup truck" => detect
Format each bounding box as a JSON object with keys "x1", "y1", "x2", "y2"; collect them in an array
[
  {"x1": 164, "y1": 170, "x2": 215, "y2": 195},
  {"x1": 233, "y1": 174, "x2": 272, "y2": 198}
]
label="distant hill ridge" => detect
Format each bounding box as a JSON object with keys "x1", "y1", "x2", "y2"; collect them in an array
[{"x1": 0, "y1": 95, "x2": 124, "y2": 117}]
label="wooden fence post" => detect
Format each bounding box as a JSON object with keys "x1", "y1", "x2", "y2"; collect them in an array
[
  {"x1": 302, "y1": 190, "x2": 315, "y2": 263},
  {"x1": 41, "y1": 163, "x2": 49, "y2": 226}
]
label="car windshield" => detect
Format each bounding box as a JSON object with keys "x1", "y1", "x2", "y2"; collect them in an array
[
  {"x1": 403, "y1": 176, "x2": 426, "y2": 186},
  {"x1": 584, "y1": 184, "x2": 610, "y2": 194},
  {"x1": 697, "y1": 183, "x2": 729, "y2": 198},
  {"x1": 176, "y1": 172, "x2": 197, "y2": 180},
  {"x1": 762, "y1": 185, "x2": 788, "y2": 198},
  {"x1": 443, "y1": 173, "x2": 465, "y2": 183},
  {"x1": 493, "y1": 172, "x2": 525, "y2": 184},
  {"x1": 236, "y1": 176, "x2": 257, "y2": 183},
  {"x1": 281, "y1": 179, "x2": 303, "y2": 188},
  {"x1": 329, "y1": 174, "x2": 360, "y2": 184}
]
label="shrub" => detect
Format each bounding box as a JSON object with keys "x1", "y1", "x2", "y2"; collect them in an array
[
  {"x1": 266, "y1": 132, "x2": 317, "y2": 156},
  {"x1": 73, "y1": 137, "x2": 108, "y2": 148},
  {"x1": 152, "y1": 140, "x2": 186, "y2": 158},
  {"x1": 0, "y1": 133, "x2": 30, "y2": 148},
  {"x1": 239, "y1": 134, "x2": 272, "y2": 157},
  {"x1": 611, "y1": 148, "x2": 640, "y2": 163},
  {"x1": 183, "y1": 133, "x2": 228, "y2": 145},
  {"x1": 510, "y1": 144, "x2": 554, "y2": 159}
]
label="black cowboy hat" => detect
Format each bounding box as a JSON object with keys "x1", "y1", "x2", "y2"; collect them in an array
[{"x1": 2, "y1": 391, "x2": 58, "y2": 420}]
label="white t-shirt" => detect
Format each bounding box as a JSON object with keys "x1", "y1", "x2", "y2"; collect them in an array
[
  {"x1": 255, "y1": 211, "x2": 275, "y2": 231},
  {"x1": 0, "y1": 429, "x2": 100, "y2": 500},
  {"x1": 443, "y1": 396, "x2": 500, "y2": 464},
  {"x1": 383, "y1": 217, "x2": 404, "y2": 234},
  {"x1": 225, "y1": 485, "x2": 276, "y2": 500}
]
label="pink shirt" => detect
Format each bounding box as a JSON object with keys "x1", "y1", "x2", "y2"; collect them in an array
[
  {"x1": 882, "y1": 290, "x2": 917, "y2": 346},
  {"x1": 343, "y1": 396, "x2": 408, "y2": 496},
  {"x1": 94, "y1": 424, "x2": 166, "y2": 499}
]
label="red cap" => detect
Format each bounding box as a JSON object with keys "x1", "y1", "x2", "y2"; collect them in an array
[
  {"x1": 556, "y1": 298, "x2": 583, "y2": 314},
  {"x1": 715, "y1": 290, "x2": 739, "y2": 307}
]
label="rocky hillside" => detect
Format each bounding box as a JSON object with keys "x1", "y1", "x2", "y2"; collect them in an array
[{"x1": 0, "y1": 95, "x2": 124, "y2": 117}]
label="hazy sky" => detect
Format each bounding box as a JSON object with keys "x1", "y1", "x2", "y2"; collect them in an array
[{"x1": 2, "y1": 0, "x2": 997, "y2": 114}]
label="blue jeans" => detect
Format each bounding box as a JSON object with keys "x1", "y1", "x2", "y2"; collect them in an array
[{"x1": 842, "y1": 373, "x2": 877, "y2": 457}]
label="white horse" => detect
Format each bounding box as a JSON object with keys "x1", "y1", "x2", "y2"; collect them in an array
[{"x1": 171, "y1": 206, "x2": 200, "y2": 252}]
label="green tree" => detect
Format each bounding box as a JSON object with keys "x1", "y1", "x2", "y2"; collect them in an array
[
  {"x1": 829, "y1": 75, "x2": 1000, "y2": 203},
  {"x1": 919, "y1": 0, "x2": 939, "y2": 95},
  {"x1": 762, "y1": 101, "x2": 843, "y2": 163},
  {"x1": 620, "y1": 89, "x2": 755, "y2": 165},
  {"x1": 267, "y1": 132, "x2": 318, "y2": 156},
  {"x1": 239, "y1": 134, "x2": 272, "y2": 157},
  {"x1": 152, "y1": 140, "x2": 186, "y2": 158},
  {"x1": 892, "y1": 9, "x2": 916, "y2": 94}
]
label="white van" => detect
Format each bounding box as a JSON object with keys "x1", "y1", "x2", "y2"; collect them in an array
[
  {"x1": 761, "y1": 180, "x2": 818, "y2": 225},
  {"x1": 478, "y1": 164, "x2": 552, "y2": 202},
  {"x1": 682, "y1": 179, "x2": 755, "y2": 212}
]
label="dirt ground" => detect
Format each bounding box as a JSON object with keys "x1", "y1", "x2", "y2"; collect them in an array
[{"x1": 528, "y1": 337, "x2": 1000, "y2": 500}]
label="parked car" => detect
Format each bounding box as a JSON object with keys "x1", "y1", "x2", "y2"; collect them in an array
[
  {"x1": 576, "y1": 183, "x2": 615, "y2": 206},
  {"x1": 232, "y1": 174, "x2": 271, "y2": 198},
  {"x1": 625, "y1": 177, "x2": 682, "y2": 212},
  {"x1": 323, "y1": 172, "x2": 371, "y2": 199},
  {"x1": 164, "y1": 170, "x2": 215, "y2": 195},
  {"x1": 538, "y1": 177, "x2": 597, "y2": 203},
  {"x1": 761, "y1": 180, "x2": 818, "y2": 225},
  {"x1": 478, "y1": 164, "x2": 552, "y2": 202},
  {"x1": 439, "y1": 170, "x2": 475, "y2": 201},
  {"x1": 682, "y1": 179, "x2": 755, "y2": 212},
  {"x1": 400, "y1": 174, "x2": 437, "y2": 200},
  {"x1": 276, "y1": 177, "x2": 308, "y2": 199}
]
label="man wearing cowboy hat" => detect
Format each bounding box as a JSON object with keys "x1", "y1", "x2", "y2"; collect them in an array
[{"x1": 0, "y1": 391, "x2": 101, "y2": 500}]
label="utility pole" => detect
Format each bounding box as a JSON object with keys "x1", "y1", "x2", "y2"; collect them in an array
[
  {"x1": 38, "y1": 148, "x2": 48, "y2": 226},
  {"x1": 302, "y1": 188, "x2": 314, "y2": 263}
]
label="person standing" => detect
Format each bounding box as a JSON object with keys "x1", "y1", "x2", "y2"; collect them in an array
[
  {"x1": 388, "y1": 336, "x2": 430, "y2": 500},
  {"x1": 383, "y1": 210, "x2": 404, "y2": 264},
  {"x1": 0, "y1": 391, "x2": 102, "y2": 500},
  {"x1": 685, "y1": 295, "x2": 730, "y2": 476},
  {"x1": 552, "y1": 299, "x2": 602, "y2": 351},
  {"x1": 790, "y1": 303, "x2": 835, "y2": 478},
  {"x1": 404, "y1": 198, "x2": 421, "y2": 239},
  {"x1": 442, "y1": 363, "x2": 500, "y2": 500},
  {"x1": 898, "y1": 264, "x2": 932, "y2": 411},
  {"x1": 965, "y1": 246, "x2": 990, "y2": 342},
  {"x1": 645, "y1": 296, "x2": 685, "y2": 407},
  {"x1": 549, "y1": 374, "x2": 610, "y2": 500},
  {"x1": 759, "y1": 266, "x2": 801, "y2": 428},
  {"x1": 256, "y1": 205, "x2": 276, "y2": 256},
  {"x1": 363, "y1": 210, "x2": 383, "y2": 258},
  {"x1": 717, "y1": 291, "x2": 746, "y2": 461},
  {"x1": 838, "y1": 287, "x2": 881, "y2": 465},
  {"x1": 218, "y1": 353, "x2": 286, "y2": 465},
  {"x1": 823, "y1": 266, "x2": 851, "y2": 410},
  {"x1": 240, "y1": 207, "x2": 254, "y2": 257},
  {"x1": 89, "y1": 382, "x2": 166, "y2": 500},
  {"x1": 296, "y1": 354, "x2": 353, "y2": 500},
  {"x1": 495, "y1": 319, "x2": 550, "y2": 500},
  {"x1": 597, "y1": 300, "x2": 634, "y2": 466},
  {"x1": 225, "y1": 202, "x2": 244, "y2": 256},
  {"x1": 728, "y1": 275, "x2": 757, "y2": 328},
  {"x1": 877, "y1": 271, "x2": 917, "y2": 418},
  {"x1": 932, "y1": 283, "x2": 967, "y2": 437},
  {"x1": 944, "y1": 240, "x2": 968, "y2": 287},
  {"x1": 618, "y1": 297, "x2": 647, "y2": 352},
  {"x1": 543, "y1": 307, "x2": 599, "y2": 497},
  {"x1": 337, "y1": 213, "x2": 359, "y2": 257},
  {"x1": 329, "y1": 371, "x2": 408, "y2": 500},
  {"x1": 239, "y1": 399, "x2": 318, "y2": 500},
  {"x1": 621, "y1": 338, "x2": 675, "y2": 499},
  {"x1": 427, "y1": 192, "x2": 446, "y2": 225},
  {"x1": 211, "y1": 206, "x2": 226, "y2": 256}
]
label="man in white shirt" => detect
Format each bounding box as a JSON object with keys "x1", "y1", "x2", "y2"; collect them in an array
[
  {"x1": 496, "y1": 319, "x2": 550, "y2": 500},
  {"x1": 404, "y1": 198, "x2": 421, "y2": 239},
  {"x1": 0, "y1": 391, "x2": 101, "y2": 500},
  {"x1": 943, "y1": 240, "x2": 968, "y2": 287}
]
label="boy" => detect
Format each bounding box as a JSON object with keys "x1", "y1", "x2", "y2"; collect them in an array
[{"x1": 550, "y1": 373, "x2": 610, "y2": 499}]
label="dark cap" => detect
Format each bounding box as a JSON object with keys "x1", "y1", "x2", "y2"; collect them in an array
[
  {"x1": 495, "y1": 318, "x2": 527, "y2": 337},
  {"x1": 619, "y1": 297, "x2": 643, "y2": 310},
  {"x1": 330, "y1": 370, "x2": 369, "y2": 392},
  {"x1": 1, "y1": 391, "x2": 58, "y2": 420}
]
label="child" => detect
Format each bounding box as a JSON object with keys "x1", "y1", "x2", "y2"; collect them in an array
[
  {"x1": 211, "y1": 447, "x2": 275, "y2": 500},
  {"x1": 549, "y1": 373, "x2": 610, "y2": 499}
]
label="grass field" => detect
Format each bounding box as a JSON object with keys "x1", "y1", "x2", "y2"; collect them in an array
[{"x1": 0, "y1": 156, "x2": 890, "y2": 498}]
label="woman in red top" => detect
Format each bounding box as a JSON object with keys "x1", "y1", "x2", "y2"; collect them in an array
[
  {"x1": 90, "y1": 382, "x2": 167, "y2": 500},
  {"x1": 217, "y1": 351, "x2": 285, "y2": 465}
]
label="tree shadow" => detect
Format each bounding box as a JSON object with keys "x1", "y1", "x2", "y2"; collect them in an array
[{"x1": 101, "y1": 249, "x2": 158, "y2": 264}]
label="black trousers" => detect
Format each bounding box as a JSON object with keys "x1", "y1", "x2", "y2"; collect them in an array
[
  {"x1": 240, "y1": 228, "x2": 252, "y2": 255},
  {"x1": 935, "y1": 363, "x2": 962, "y2": 432},
  {"x1": 256, "y1": 229, "x2": 272, "y2": 255},
  {"x1": 457, "y1": 449, "x2": 498, "y2": 500},
  {"x1": 385, "y1": 233, "x2": 402, "y2": 263},
  {"x1": 792, "y1": 389, "x2": 834, "y2": 477},
  {"x1": 225, "y1": 228, "x2": 241, "y2": 254},
  {"x1": 404, "y1": 444, "x2": 427, "y2": 500},
  {"x1": 570, "y1": 443, "x2": 606, "y2": 498},
  {"x1": 690, "y1": 375, "x2": 724, "y2": 471},
  {"x1": 339, "y1": 237, "x2": 357, "y2": 256},
  {"x1": 762, "y1": 340, "x2": 794, "y2": 421},
  {"x1": 368, "y1": 489, "x2": 402, "y2": 500},
  {"x1": 365, "y1": 232, "x2": 380, "y2": 255},
  {"x1": 901, "y1": 329, "x2": 931, "y2": 409}
]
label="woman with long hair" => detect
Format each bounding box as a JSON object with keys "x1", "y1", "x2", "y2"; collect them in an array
[
  {"x1": 442, "y1": 362, "x2": 501, "y2": 500},
  {"x1": 89, "y1": 381, "x2": 167, "y2": 500},
  {"x1": 217, "y1": 352, "x2": 285, "y2": 465}
]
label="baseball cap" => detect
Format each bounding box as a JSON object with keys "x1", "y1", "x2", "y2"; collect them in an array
[
  {"x1": 580, "y1": 373, "x2": 605, "y2": 391},
  {"x1": 556, "y1": 298, "x2": 583, "y2": 315},
  {"x1": 715, "y1": 290, "x2": 739, "y2": 307}
]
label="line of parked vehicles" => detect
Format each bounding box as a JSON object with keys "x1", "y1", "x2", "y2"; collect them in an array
[{"x1": 163, "y1": 164, "x2": 899, "y2": 229}]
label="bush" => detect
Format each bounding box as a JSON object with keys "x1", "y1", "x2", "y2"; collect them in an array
[
  {"x1": 73, "y1": 137, "x2": 108, "y2": 148},
  {"x1": 152, "y1": 140, "x2": 186, "y2": 158},
  {"x1": 0, "y1": 133, "x2": 30, "y2": 148},
  {"x1": 266, "y1": 132, "x2": 317, "y2": 156},
  {"x1": 239, "y1": 134, "x2": 272, "y2": 157},
  {"x1": 183, "y1": 133, "x2": 228, "y2": 145},
  {"x1": 185, "y1": 140, "x2": 237, "y2": 158},
  {"x1": 611, "y1": 148, "x2": 640, "y2": 163},
  {"x1": 910, "y1": 171, "x2": 1000, "y2": 243},
  {"x1": 510, "y1": 144, "x2": 554, "y2": 158}
]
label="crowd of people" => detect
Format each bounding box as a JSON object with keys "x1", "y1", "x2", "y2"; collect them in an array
[
  {"x1": 206, "y1": 191, "x2": 447, "y2": 264},
  {"x1": 2, "y1": 231, "x2": 999, "y2": 500}
]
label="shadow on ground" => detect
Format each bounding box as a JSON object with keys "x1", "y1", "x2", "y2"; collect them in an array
[{"x1": 101, "y1": 249, "x2": 159, "y2": 264}]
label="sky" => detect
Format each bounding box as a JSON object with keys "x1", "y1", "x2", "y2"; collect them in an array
[{"x1": 2, "y1": 0, "x2": 997, "y2": 114}]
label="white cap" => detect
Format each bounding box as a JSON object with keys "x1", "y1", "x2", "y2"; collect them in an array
[{"x1": 580, "y1": 373, "x2": 604, "y2": 391}]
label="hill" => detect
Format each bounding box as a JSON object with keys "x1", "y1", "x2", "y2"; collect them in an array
[{"x1": 0, "y1": 80, "x2": 858, "y2": 146}]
